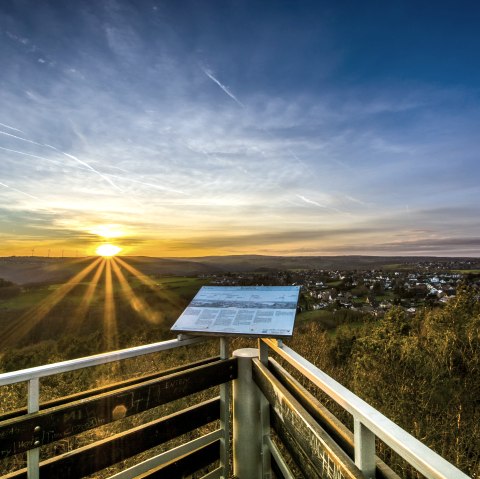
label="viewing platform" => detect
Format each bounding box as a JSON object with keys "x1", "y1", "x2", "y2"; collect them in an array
[{"x1": 0, "y1": 336, "x2": 470, "y2": 479}]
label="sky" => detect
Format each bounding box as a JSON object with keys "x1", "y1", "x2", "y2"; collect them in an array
[{"x1": 1, "y1": 0, "x2": 479, "y2": 257}]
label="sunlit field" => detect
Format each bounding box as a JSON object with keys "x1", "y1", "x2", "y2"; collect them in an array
[{"x1": 0, "y1": 256, "x2": 208, "y2": 362}]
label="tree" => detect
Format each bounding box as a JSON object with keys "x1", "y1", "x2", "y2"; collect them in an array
[
  {"x1": 0, "y1": 278, "x2": 21, "y2": 299},
  {"x1": 350, "y1": 288, "x2": 480, "y2": 477}
]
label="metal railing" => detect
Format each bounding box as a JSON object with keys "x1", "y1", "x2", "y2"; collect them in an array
[
  {"x1": 0, "y1": 336, "x2": 472, "y2": 479},
  {"x1": 0, "y1": 335, "x2": 234, "y2": 479},
  {"x1": 255, "y1": 338, "x2": 470, "y2": 479}
]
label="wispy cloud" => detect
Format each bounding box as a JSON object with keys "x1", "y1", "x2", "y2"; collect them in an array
[
  {"x1": 201, "y1": 67, "x2": 244, "y2": 107},
  {"x1": 1, "y1": 2, "x2": 479, "y2": 256}
]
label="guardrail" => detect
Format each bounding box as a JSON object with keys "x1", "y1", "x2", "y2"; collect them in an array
[
  {"x1": 253, "y1": 338, "x2": 471, "y2": 479},
  {"x1": 0, "y1": 336, "x2": 471, "y2": 479},
  {"x1": 0, "y1": 336, "x2": 235, "y2": 479}
]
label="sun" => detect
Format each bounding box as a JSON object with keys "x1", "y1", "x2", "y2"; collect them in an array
[{"x1": 96, "y1": 244, "x2": 122, "y2": 257}]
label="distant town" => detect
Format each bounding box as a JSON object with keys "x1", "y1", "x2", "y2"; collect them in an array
[{"x1": 201, "y1": 259, "x2": 480, "y2": 316}]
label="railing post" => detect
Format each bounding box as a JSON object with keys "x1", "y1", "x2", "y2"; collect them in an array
[
  {"x1": 258, "y1": 340, "x2": 272, "y2": 479},
  {"x1": 27, "y1": 378, "x2": 40, "y2": 479},
  {"x1": 233, "y1": 348, "x2": 262, "y2": 479},
  {"x1": 219, "y1": 337, "x2": 231, "y2": 479},
  {"x1": 354, "y1": 418, "x2": 376, "y2": 478}
]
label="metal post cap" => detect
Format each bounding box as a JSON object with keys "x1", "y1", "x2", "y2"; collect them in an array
[{"x1": 233, "y1": 348, "x2": 259, "y2": 358}]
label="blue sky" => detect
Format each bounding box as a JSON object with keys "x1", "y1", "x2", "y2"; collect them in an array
[{"x1": 1, "y1": 0, "x2": 479, "y2": 256}]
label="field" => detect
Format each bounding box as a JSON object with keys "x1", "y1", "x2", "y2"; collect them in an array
[
  {"x1": 296, "y1": 308, "x2": 369, "y2": 332},
  {"x1": 0, "y1": 269, "x2": 209, "y2": 356},
  {"x1": 296, "y1": 309, "x2": 338, "y2": 329}
]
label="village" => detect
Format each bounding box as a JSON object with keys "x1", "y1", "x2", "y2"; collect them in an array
[{"x1": 203, "y1": 260, "x2": 480, "y2": 316}]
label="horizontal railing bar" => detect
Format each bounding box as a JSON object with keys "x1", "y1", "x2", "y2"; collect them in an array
[
  {"x1": 270, "y1": 409, "x2": 322, "y2": 479},
  {"x1": 263, "y1": 338, "x2": 470, "y2": 479},
  {"x1": 266, "y1": 436, "x2": 296, "y2": 479},
  {"x1": 0, "y1": 358, "x2": 236, "y2": 456},
  {"x1": 268, "y1": 357, "x2": 400, "y2": 479},
  {"x1": 252, "y1": 358, "x2": 364, "y2": 479},
  {"x1": 0, "y1": 336, "x2": 207, "y2": 386},
  {"x1": 0, "y1": 356, "x2": 220, "y2": 422},
  {"x1": 269, "y1": 357, "x2": 353, "y2": 457},
  {"x1": 135, "y1": 440, "x2": 219, "y2": 478},
  {"x1": 200, "y1": 466, "x2": 223, "y2": 479},
  {"x1": 109, "y1": 429, "x2": 223, "y2": 479},
  {"x1": 2, "y1": 398, "x2": 220, "y2": 479}
]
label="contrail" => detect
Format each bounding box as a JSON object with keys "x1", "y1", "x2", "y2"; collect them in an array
[
  {"x1": 201, "y1": 69, "x2": 310, "y2": 185},
  {"x1": 0, "y1": 145, "x2": 76, "y2": 168},
  {"x1": 0, "y1": 122, "x2": 24, "y2": 133},
  {"x1": 202, "y1": 67, "x2": 244, "y2": 107},
  {"x1": 296, "y1": 194, "x2": 326, "y2": 208},
  {"x1": 0, "y1": 129, "x2": 124, "y2": 192},
  {"x1": 105, "y1": 173, "x2": 188, "y2": 195},
  {"x1": 345, "y1": 195, "x2": 366, "y2": 206},
  {"x1": 0, "y1": 181, "x2": 38, "y2": 199},
  {"x1": 296, "y1": 194, "x2": 347, "y2": 215},
  {"x1": 0, "y1": 130, "x2": 44, "y2": 146},
  {"x1": 1, "y1": 146, "x2": 186, "y2": 196},
  {"x1": 43, "y1": 145, "x2": 124, "y2": 193}
]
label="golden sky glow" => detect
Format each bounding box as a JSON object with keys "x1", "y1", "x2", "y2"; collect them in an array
[
  {"x1": 89, "y1": 224, "x2": 126, "y2": 239},
  {"x1": 1, "y1": 2, "x2": 480, "y2": 258}
]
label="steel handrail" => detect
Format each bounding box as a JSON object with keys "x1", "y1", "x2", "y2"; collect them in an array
[
  {"x1": 262, "y1": 338, "x2": 470, "y2": 479},
  {"x1": 0, "y1": 336, "x2": 207, "y2": 386}
]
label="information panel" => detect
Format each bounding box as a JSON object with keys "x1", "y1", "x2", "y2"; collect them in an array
[{"x1": 171, "y1": 286, "x2": 300, "y2": 338}]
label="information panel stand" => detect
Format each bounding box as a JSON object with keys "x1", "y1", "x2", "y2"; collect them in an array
[{"x1": 171, "y1": 286, "x2": 300, "y2": 338}]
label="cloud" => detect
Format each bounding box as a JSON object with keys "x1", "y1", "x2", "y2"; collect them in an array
[
  {"x1": 152, "y1": 226, "x2": 383, "y2": 251},
  {"x1": 342, "y1": 237, "x2": 480, "y2": 256},
  {"x1": 1, "y1": 2, "x2": 479, "y2": 257}
]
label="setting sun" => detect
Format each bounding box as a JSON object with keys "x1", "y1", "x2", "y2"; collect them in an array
[{"x1": 96, "y1": 244, "x2": 122, "y2": 257}]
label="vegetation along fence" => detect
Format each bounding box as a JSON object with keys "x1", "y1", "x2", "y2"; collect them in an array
[{"x1": 0, "y1": 336, "x2": 471, "y2": 479}]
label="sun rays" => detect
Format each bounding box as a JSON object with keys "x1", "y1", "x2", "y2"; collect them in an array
[
  {"x1": 110, "y1": 259, "x2": 162, "y2": 325},
  {"x1": 0, "y1": 256, "x2": 175, "y2": 352},
  {"x1": 103, "y1": 259, "x2": 118, "y2": 351},
  {"x1": 114, "y1": 257, "x2": 185, "y2": 310}
]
